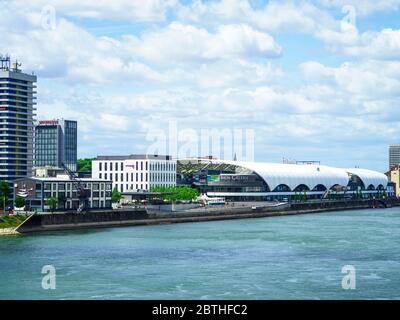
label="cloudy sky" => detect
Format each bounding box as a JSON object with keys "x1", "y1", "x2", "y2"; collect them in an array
[{"x1": 1, "y1": 0, "x2": 400, "y2": 171}]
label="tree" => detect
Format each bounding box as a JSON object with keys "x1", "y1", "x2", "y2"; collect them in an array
[
  {"x1": 0, "y1": 180, "x2": 9, "y2": 213},
  {"x1": 77, "y1": 158, "x2": 95, "y2": 172},
  {"x1": 46, "y1": 197, "x2": 58, "y2": 213},
  {"x1": 112, "y1": 186, "x2": 122, "y2": 203},
  {"x1": 14, "y1": 196, "x2": 25, "y2": 208},
  {"x1": 149, "y1": 186, "x2": 199, "y2": 202}
]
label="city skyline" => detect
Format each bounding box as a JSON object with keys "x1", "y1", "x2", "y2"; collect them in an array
[{"x1": 1, "y1": 0, "x2": 400, "y2": 172}]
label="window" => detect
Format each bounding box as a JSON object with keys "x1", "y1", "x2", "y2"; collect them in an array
[
  {"x1": 121, "y1": 173, "x2": 123, "y2": 181},
  {"x1": 115, "y1": 173, "x2": 118, "y2": 182},
  {"x1": 141, "y1": 161, "x2": 143, "y2": 170},
  {"x1": 141, "y1": 173, "x2": 143, "y2": 181},
  {"x1": 136, "y1": 172, "x2": 138, "y2": 181},
  {"x1": 146, "y1": 162, "x2": 148, "y2": 170},
  {"x1": 120, "y1": 162, "x2": 123, "y2": 171},
  {"x1": 146, "y1": 173, "x2": 148, "y2": 181},
  {"x1": 105, "y1": 173, "x2": 107, "y2": 180},
  {"x1": 99, "y1": 162, "x2": 102, "y2": 171},
  {"x1": 105, "y1": 162, "x2": 108, "y2": 171},
  {"x1": 99, "y1": 173, "x2": 102, "y2": 179},
  {"x1": 110, "y1": 162, "x2": 113, "y2": 171}
]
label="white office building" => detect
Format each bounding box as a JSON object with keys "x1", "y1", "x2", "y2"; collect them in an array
[{"x1": 92, "y1": 154, "x2": 176, "y2": 192}]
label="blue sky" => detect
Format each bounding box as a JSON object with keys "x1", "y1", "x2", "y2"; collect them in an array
[{"x1": 1, "y1": 0, "x2": 399, "y2": 171}]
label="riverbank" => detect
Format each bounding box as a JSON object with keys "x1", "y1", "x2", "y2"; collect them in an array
[
  {"x1": 0, "y1": 227, "x2": 19, "y2": 235},
  {"x1": 0, "y1": 214, "x2": 29, "y2": 235},
  {"x1": 8, "y1": 198, "x2": 399, "y2": 235}
]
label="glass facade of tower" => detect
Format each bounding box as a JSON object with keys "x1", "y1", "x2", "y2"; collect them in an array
[
  {"x1": 34, "y1": 119, "x2": 77, "y2": 172},
  {"x1": 0, "y1": 59, "x2": 36, "y2": 183}
]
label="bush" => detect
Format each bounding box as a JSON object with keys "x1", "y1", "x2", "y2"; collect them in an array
[
  {"x1": 150, "y1": 186, "x2": 199, "y2": 202},
  {"x1": 14, "y1": 196, "x2": 25, "y2": 208},
  {"x1": 46, "y1": 197, "x2": 58, "y2": 212},
  {"x1": 112, "y1": 186, "x2": 122, "y2": 203}
]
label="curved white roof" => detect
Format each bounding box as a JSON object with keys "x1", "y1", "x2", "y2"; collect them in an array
[
  {"x1": 187, "y1": 159, "x2": 387, "y2": 191},
  {"x1": 345, "y1": 168, "x2": 388, "y2": 189}
]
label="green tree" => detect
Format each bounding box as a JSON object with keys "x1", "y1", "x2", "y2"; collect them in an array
[
  {"x1": 14, "y1": 196, "x2": 25, "y2": 208},
  {"x1": 77, "y1": 158, "x2": 95, "y2": 172},
  {"x1": 150, "y1": 186, "x2": 199, "y2": 202},
  {"x1": 112, "y1": 186, "x2": 122, "y2": 203},
  {"x1": 46, "y1": 197, "x2": 58, "y2": 212},
  {"x1": 0, "y1": 180, "x2": 9, "y2": 213}
]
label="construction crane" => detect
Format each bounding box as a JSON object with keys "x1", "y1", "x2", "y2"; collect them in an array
[{"x1": 61, "y1": 163, "x2": 90, "y2": 213}]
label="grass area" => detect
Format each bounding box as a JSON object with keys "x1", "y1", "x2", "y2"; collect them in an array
[{"x1": 0, "y1": 214, "x2": 29, "y2": 229}]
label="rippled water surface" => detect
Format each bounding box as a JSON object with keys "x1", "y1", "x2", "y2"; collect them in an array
[{"x1": 1, "y1": 208, "x2": 399, "y2": 299}]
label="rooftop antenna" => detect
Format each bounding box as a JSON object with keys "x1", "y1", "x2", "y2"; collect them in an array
[
  {"x1": 0, "y1": 54, "x2": 11, "y2": 71},
  {"x1": 12, "y1": 59, "x2": 22, "y2": 72}
]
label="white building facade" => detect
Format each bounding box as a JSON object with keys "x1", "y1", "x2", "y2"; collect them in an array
[{"x1": 92, "y1": 155, "x2": 176, "y2": 192}]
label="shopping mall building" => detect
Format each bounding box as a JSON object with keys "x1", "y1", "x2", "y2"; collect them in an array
[{"x1": 177, "y1": 159, "x2": 394, "y2": 201}]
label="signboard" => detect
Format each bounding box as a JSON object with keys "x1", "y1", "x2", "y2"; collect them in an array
[{"x1": 38, "y1": 119, "x2": 59, "y2": 125}]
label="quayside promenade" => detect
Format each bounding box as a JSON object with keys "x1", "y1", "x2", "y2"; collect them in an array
[{"x1": 5, "y1": 198, "x2": 398, "y2": 235}]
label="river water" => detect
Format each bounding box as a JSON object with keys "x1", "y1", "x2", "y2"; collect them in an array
[{"x1": 0, "y1": 208, "x2": 399, "y2": 299}]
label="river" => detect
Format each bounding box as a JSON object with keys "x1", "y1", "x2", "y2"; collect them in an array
[{"x1": 1, "y1": 207, "x2": 399, "y2": 299}]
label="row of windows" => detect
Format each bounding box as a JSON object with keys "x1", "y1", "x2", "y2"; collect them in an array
[
  {"x1": 0, "y1": 119, "x2": 29, "y2": 125},
  {"x1": 43, "y1": 190, "x2": 112, "y2": 199},
  {"x1": 98, "y1": 171, "x2": 176, "y2": 183},
  {"x1": 0, "y1": 142, "x2": 27, "y2": 147},
  {"x1": 0, "y1": 112, "x2": 28, "y2": 119},
  {"x1": 0, "y1": 89, "x2": 31, "y2": 96},
  {"x1": 99, "y1": 161, "x2": 147, "y2": 172},
  {"x1": 43, "y1": 182, "x2": 112, "y2": 191},
  {"x1": 114, "y1": 184, "x2": 147, "y2": 192},
  {"x1": 0, "y1": 78, "x2": 29, "y2": 84},
  {"x1": 98, "y1": 161, "x2": 176, "y2": 172},
  {"x1": 0, "y1": 170, "x2": 27, "y2": 176},
  {"x1": 0, "y1": 84, "x2": 30, "y2": 91},
  {"x1": 0, "y1": 134, "x2": 28, "y2": 141},
  {"x1": 100, "y1": 172, "x2": 147, "y2": 182},
  {"x1": 0, "y1": 147, "x2": 28, "y2": 152}
]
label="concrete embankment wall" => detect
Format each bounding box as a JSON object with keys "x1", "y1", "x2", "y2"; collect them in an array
[
  {"x1": 16, "y1": 209, "x2": 148, "y2": 233},
  {"x1": 0, "y1": 228, "x2": 19, "y2": 235},
  {"x1": 13, "y1": 198, "x2": 400, "y2": 234}
]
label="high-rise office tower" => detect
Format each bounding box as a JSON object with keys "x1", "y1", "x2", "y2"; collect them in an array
[
  {"x1": 389, "y1": 144, "x2": 400, "y2": 169},
  {"x1": 34, "y1": 119, "x2": 77, "y2": 172},
  {"x1": 0, "y1": 55, "x2": 36, "y2": 183}
]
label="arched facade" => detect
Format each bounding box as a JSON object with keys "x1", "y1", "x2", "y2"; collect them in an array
[{"x1": 177, "y1": 159, "x2": 391, "y2": 200}]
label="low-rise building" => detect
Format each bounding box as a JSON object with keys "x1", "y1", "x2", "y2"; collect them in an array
[
  {"x1": 92, "y1": 154, "x2": 176, "y2": 193},
  {"x1": 389, "y1": 165, "x2": 400, "y2": 197},
  {"x1": 13, "y1": 175, "x2": 112, "y2": 212},
  {"x1": 177, "y1": 158, "x2": 393, "y2": 201}
]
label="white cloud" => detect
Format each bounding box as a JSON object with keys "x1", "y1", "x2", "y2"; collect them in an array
[
  {"x1": 318, "y1": 0, "x2": 400, "y2": 16},
  {"x1": 317, "y1": 27, "x2": 400, "y2": 60},
  {"x1": 11, "y1": 0, "x2": 177, "y2": 22},
  {"x1": 126, "y1": 22, "x2": 282, "y2": 64},
  {"x1": 177, "y1": 0, "x2": 337, "y2": 34}
]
